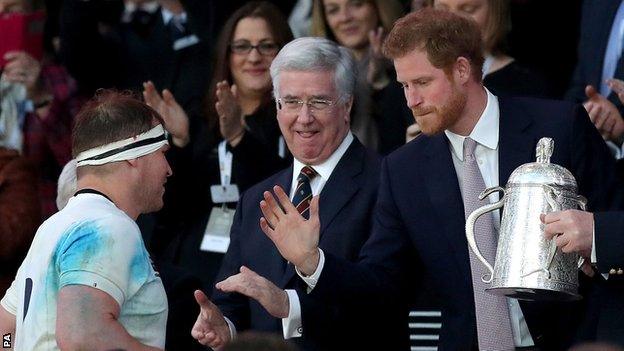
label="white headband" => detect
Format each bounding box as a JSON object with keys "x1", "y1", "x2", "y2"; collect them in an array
[{"x1": 75, "y1": 124, "x2": 169, "y2": 167}]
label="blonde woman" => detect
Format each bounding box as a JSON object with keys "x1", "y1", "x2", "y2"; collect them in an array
[
  {"x1": 310, "y1": 0, "x2": 411, "y2": 153},
  {"x1": 429, "y1": 0, "x2": 551, "y2": 98}
]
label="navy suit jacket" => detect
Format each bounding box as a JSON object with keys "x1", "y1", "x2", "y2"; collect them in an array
[
  {"x1": 212, "y1": 138, "x2": 410, "y2": 351},
  {"x1": 566, "y1": 0, "x2": 624, "y2": 114},
  {"x1": 311, "y1": 97, "x2": 623, "y2": 351}
]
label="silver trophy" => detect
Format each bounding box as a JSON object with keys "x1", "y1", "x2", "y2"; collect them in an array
[{"x1": 466, "y1": 137, "x2": 586, "y2": 301}]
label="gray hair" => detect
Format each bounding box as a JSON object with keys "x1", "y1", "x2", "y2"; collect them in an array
[
  {"x1": 270, "y1": 37, "x2": 357, "y2": 101},
  {"x1": 56, "y1": 159, "x2": 77, "y2": 210}
]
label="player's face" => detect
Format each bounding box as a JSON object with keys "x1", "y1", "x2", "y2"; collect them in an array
[{"x1": 137, "y1": 144, "x2": 172, "y2": 213}]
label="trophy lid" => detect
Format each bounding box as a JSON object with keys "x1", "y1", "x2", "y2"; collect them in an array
[{"x1": 507, "y1": 138, "x2": 578, "y2": 189}]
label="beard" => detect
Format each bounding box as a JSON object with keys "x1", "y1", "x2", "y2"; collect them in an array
[{"x1": 411, "y1": 86, "x2": 467, "y2": 135}]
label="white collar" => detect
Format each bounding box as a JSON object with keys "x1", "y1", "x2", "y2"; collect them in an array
[
  {"x1": 160, "y1": 8, "x2": 187, "y2": 25},
  {"x1": 444, "y1": 88, "x2": 499, "y2": 161},
  {"x1": 292, "y1": 132, "x2": 354, "y2": 183},
  {"x1": 122, "y1": 1, "x2": 160, "y2": 23}
]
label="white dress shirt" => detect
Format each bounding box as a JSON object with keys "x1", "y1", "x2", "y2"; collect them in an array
[
  {"x1": 600, "y1": 0, "x2": 624, "y2": 97},
  {"x1": 302, "y1": 88, "x2": 535, "y2": 347}
]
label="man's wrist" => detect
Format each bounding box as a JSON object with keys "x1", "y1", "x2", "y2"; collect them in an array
[
  {"x1": 297, "y1": 249, "x2": 320, "y2": 277},
  {"x1": 279, "y1": 290, "x2": 289, "y2": 318}
]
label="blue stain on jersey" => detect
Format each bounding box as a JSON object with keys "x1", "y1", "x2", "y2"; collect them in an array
[{"x1": 54, "y1": 220, "x2": 111, "y2": 275}]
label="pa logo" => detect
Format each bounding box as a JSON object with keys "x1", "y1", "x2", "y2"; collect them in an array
[{"x1": 2, "y1": 333, "x2": 10, "y2": 348}]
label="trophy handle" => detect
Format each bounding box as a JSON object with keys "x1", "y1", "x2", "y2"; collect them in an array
[
  {"x1": 543, "y1": 185, "x2": 561, "y2": 276},
  {"x1": 465, "y1": 186, "x2": 505, "y2": 283}
]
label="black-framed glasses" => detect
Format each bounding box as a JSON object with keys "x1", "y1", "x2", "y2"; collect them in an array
[{"x1": 229, "y1": 41, "x2": 280, "y2": 56}]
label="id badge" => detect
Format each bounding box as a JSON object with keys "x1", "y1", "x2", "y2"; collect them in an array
[
  {"x1": 200, "y1": 207, "x2": 235, "y2": 253},
  {"x1": 210, "y1": 184, "x2": 240, "y2": 203},
  {"x1": 173, "y1": 34, "x2": 200, "y2": 51}
]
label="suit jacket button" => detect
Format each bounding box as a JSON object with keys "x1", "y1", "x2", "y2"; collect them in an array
[
  {"x1": 297, "y1": 327, "x2": 303, "y2": 334},
  {"x1": 610, "y1": 268, "x2": 617, "y2": 275}
]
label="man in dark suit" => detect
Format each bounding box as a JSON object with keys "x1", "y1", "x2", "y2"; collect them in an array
[
  {"x1": 189, "y1": 37, "x2": 408, "y2": 351},
  {"x1": 59, "y1": 0, "x2": 212, "y2": 116},
  {"x1": 566, "y1": 0, "x2": 624, "y2": 143},
  {"x1": 260, "y1": 9, "x2": 623, "y2": 351},
  {"x1": 542, "y1": 209, "x2": 624, "y2": 345}
]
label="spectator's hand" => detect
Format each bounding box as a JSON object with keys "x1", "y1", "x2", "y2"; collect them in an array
[
  {"x1": 367, "y1": 26, "x2": 390, "y2": 90},
  {"x1": 260, "y1": 186, "x2": 321, "y2": 276},
  {"x1": 215, "y1": 80, "x2": 245, "y2": 146},
  {"x1": 583, "y1": 85, "x2": 624, "y2": 141},
  {"x1": 216, "y1": 266, "x2": 289, "y2": 318},
  {"x1": 3, "y1": 51, "x2": 42, "y2": 96},
  {"x1": 406, "y1": 123, "x2": 421, "y2": 143},
  {"x1": 541, "y1": 210, "x2": 594, "y2": 260},
  {"x1": 191, "y1": 290, "x2": 231, "y2": 349},
  {"x1": 143, "y1": 81, "x2": 189, "y2": 148}
]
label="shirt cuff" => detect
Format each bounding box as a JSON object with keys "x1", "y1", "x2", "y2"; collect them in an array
[
  {"x1": 59, "y1": 270, "x2": 126, "y2": 307},
  {"x1": 282, "y1": 289, "x2": 303, "y2": 339},
  {"x1": 606, "y1": 140, "x2": 624, "y2": 159},
  {"x1": 295, "y1": 248, "x2": 325, "y2": 292},
  {"x1": 591, "y1": 221, "x2": 611, "y2": 280},
  {"x1": 591, "y1": 222, "x2": 597, "y2": 264},
  {"x1": 224, "y1": 316, "x2": 237, "y2": 341}
]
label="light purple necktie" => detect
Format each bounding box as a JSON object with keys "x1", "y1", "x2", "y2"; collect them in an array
[{"x1": 461, "y1": 137, "x2": 515, "y2": 351}]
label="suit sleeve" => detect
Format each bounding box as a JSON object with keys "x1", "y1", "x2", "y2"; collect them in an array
[
  {"x1": 594, "y1": 212, "x2": 624, "y2": 273},
  {"x1": 311, "y1": 157, "x2": 418, "y2": 304},
  {"x1": 211, "y1": 194, "x2": 250, "y2": 331}
]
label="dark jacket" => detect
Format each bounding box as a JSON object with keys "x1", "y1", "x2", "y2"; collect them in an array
[
  {"x1": 0, "y1": 148, "x2": 41, "y2": 295},
  {"x1": 212, "y1": 138, "x2": 410, "y2": 351},
  {"x1": 311, "y1": 97, "x2": 623, "y2": 350}
]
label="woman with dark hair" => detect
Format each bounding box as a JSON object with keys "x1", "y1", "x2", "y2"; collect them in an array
[
  {"x1": 144, "y1": 1, "x2": 293, "y2": 294},
  {"x1": 310, "y1": 0, "x2": 412, "y2": 153}
]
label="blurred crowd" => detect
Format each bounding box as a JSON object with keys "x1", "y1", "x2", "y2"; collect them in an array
[{"x1": 2, "y1": 0, "x2": 624, "y2": 350}]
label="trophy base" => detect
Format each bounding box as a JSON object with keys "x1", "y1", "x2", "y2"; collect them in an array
[{"x1": 486, "y1": 286, "x2": 581, "y2": 301}]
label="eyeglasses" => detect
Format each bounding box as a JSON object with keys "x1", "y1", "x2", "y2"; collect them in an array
[
  {"x1": 277, "y1": 98, "x2": 340, "y2": 113},
  {"x1": 229, "y1": 41, "x2": 280, "y2": 56}
]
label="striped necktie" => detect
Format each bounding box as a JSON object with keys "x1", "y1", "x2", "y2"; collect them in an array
[{"x1": 292, "y1": 166, "x2": 317, "y2": 219}]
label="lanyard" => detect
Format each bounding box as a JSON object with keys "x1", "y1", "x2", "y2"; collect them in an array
[{"x1": 218, "y1": 140, "x2": 233, "y2": 186}]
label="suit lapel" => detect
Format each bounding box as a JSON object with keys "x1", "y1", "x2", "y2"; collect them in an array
[
  {"x1": 318, "y1": 140, "x2": 363, "y2": 234},
  {"x1": 498, "y1": 98, "x2": 535, "y2": 186},
  {"x1": 422, "y1": 135, "x2": 472, "y2": 285},
  {"x1": 280, "y1": 139, "x2": 364, "y2": 288}
]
